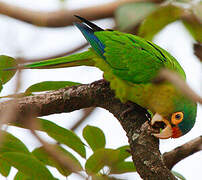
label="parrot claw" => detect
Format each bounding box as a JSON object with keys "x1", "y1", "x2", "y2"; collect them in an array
[{"x1": 121, "y1": 101, "x2": 150, "y2": 120}]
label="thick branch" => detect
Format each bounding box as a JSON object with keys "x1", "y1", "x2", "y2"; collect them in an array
[
  {"x1": 0, "y1": 80, "x2": 109, "y2": 122},
  {"x1": 1, "y1": 79, "x2": 201, "y2": 179},
  {"x1": 163, "y1": 136, "x2": 202, "y2": 170},
  {"x1": 0, "y1": 0, "x2": 162, "y2": 27},
  {"x1": 0, "y1": 79, "x2": 176, "y2": 179}
]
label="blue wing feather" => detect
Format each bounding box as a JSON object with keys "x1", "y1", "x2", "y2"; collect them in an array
[{"x1": 74, "y1": 22, "x2": 106, "y2": 59}]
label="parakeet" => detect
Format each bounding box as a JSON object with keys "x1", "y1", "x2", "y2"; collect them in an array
[{"x1": 20, "y1": 16, "x2": 197, "y2": 139}]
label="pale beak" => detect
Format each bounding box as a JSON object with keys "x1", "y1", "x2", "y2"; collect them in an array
[{"x1": 151, "y1": 113, "x2": 173, "y2": 139}]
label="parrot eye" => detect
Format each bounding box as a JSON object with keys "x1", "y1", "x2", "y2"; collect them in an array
[
  {"x1": 171, "y1": 112, "x2": 184, "y2": 125},
  {"x1": 175, "y1": 114, "x2": 181, "y2": 119}
]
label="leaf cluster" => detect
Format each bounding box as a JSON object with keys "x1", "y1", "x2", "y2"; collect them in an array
[
  {"x1": 0, "y1": 121, "x2": 137, "y2": 179},
  {"x1": 0, "y1": 0, "x2": 200, "y2": 179},
  {"x1": 0, "y1": 118, "x2": 186, "y2": 179},
  {"x1": 116, "y1": 1, "x2": 201, "y2": 44}
]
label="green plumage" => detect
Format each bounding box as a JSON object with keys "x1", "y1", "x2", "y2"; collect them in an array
[{"x1": 23, "y1": 17, "x2": 196, "y2": 138}]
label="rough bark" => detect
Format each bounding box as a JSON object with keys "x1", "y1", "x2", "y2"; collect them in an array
[
  {"x1": 1, "y1": 80, "x2": 201, "y2": 179},
  {"x1": 0, "y1": 80, "x2": 177, "y2": 179},
  {"x1": 163, "y1": 136, "x2": 202, "y2": 170}
]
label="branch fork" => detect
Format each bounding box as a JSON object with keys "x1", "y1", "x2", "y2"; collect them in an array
[{"x1": 0, "y1": 80, "x2": 201, "y2": 179}]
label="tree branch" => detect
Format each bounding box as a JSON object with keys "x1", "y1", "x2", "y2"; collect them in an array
[
  {"x1": 0, "y1": 80, "x2": 105, "y2": 123},
  {"x1": 1, "y1": 78, "x2": 201, "y2": 179},
  {"x1": 70, "y1": 107, "x2": 95, "y2": 131},
  {"x1": 0, "y1": 0, "x2": 162, "y2": 27},
  {"x1": 0, "y1": 79, "x2": 176, "y2": 179},
  {"x1": 21, "y1": 42, "x2": 89, "y2": 63},
  {"x1": 154, "y1": 69, "x2": 202, "y2": 104},
  {"x1": 194, "y1": 43, "x2": 202, "y2": 62},
  {"x1": 163, "y1": 136, "x2": 202, "y2": 170}
]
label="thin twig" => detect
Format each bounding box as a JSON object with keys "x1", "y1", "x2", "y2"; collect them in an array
[
  {"x1": 70, "y1": 108, "x2": 95, "y2": 131},
  {"x1": 21, "y1": 42, "x2": 88, "y2": 63},
  {"x1": 163, "y1": 136, "x2": 202, "y2": 169},
  {"x1": 0, "y1": 58, "x2": 23, "y2": 142},
  {"x1": 194, "y1": 43, "x2": 202, "y2": 62},
  {"x1": 27, "y1": 117, "x2": 85, "y2": 178},
  {"x1": 0, "y1": 0, "x2": 163, "y2": 27},
  {"x1": 154, "y1": 69, "x2": 202, "y2": 104}
]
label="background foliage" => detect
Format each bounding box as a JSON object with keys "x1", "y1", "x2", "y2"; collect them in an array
[{"x1": 0, "y1": 0, "x2": 201, "y2": 179}]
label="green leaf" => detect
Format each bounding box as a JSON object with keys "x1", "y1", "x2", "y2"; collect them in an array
[
  {"x1": 110, "y1": 161, "x2": 136, "y2": 174},
  {"x1": 175, "y1": 0, "x2": 192, "y2": 2},
  {"x1": 51, "y1": 145, "x2": 83, "y2": 171},
  {"x1": 138, "y1": 5, "x2": 184, "y2": 40},
  {"x1": 172, "y1": 171, "x2": 186, "y2": 180},
  {"x1": 110, "y1": 146, "x2": 135, "y2": 174},
  {"x1": 14, "y1": 171, "x2": 32, "y2": 180},
  {"x1": 14, "y1": 171, "x2": 59, "y2": 180},
  {"x1": 25, "y1": 81, "x2": 81, "y2": 95},
  {"x1": 85, "y1": 148, "x2": 120, "y2": 174},
  {"x1": 92, "y1": 174, "x2": 123, "y2": 180},
  {"x1": 116, "y1": 145, "x2": 131, "y2": 162},
  {"x1": 85, "y1": 146, "x2": 132, "y2": 175},
  {"x1": 115, "y1": 2, "x2": 157, "y2": 31},
  {"x1": 0, "y1": 81, "x2": 81, "y2": 98},
  {"x1": 0, "y1": 55, "x2": 17, "y2": 84},
  {"x1": 0, "y1": 130, "x2": 30, "y2": 154},
  {"x1": 39, "y1": 118, "x2": 86, "y2": 158},
  {"x1": 83, "y1": 125, "x2": 106, "y2": 151},
  {"x1": 183, "y1": 19, "x2": 202, "y2": 42},
  {"x1": 0, "y1": 158, "x2": 11, "y2": 177},
  {"x1": 1, "y1": 152, "x2": 55, "y2": 180},
  {"x1": 32, "y1": 145, "x2": 82, "y2": 176}
]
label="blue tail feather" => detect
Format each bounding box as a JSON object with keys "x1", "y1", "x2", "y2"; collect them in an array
[{"x1": 74, "y1": 22, "x2": 106, "y2": 59}]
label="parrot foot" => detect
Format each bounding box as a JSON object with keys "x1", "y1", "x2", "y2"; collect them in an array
[{"x1": 120, "y1": 101, "x2": 151, "y2": 120}]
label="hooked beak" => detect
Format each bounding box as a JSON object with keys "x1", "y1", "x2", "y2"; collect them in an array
[{"x1": 151, "y1": 113, "x2": 172, "y2": 139}]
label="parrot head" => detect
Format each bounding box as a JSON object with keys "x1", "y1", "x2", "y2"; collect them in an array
[{"x1": 151, "y1": 96, "x2": 197, "y2": 139}]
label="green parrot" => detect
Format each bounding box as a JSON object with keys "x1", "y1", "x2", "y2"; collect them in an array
[{"x1": 19, "y1": 16, "x2": 197, "y2": 139}]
